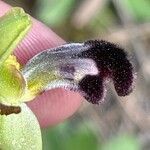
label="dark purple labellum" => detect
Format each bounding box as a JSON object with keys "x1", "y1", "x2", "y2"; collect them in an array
[
  {"x1": 79, "y1": 40, "x2": 134, "y2": 96},
  {"x1": 79, "y1": 75, "x2": 105, "y2": 104},
  {"x1": 23, "y1": 39, "x2": 135, "y2": 105}
]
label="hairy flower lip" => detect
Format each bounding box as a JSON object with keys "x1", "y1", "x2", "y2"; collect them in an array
[
  {"x1": 22, "y1": 40, "x2": 135, "y2": 105},
  {"x1": 0, "y1": 103, "x2": 21, "y2": 115}
]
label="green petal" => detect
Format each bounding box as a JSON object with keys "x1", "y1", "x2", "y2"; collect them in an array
[
  {"x1": 0, "y1": 7, "x2": 32, "y2": 65},
  {"x1": 0, "y1": 64, "x2": 26, "y2": 105},
  {"x1": 0, "y1": 104, "x2": 42, "y2": 150}
]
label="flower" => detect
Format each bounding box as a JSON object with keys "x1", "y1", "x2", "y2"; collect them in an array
[
  {"x1": 22, "y1": 40, "x2": 134, "y2": 105},
  {"x1": 0, "y1": 7, "x2": 135, "y2": 150}
]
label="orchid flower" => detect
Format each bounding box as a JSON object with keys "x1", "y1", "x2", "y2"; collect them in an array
[{"x1": 0, "y1": 7, "x2": 135, "y2": 150}]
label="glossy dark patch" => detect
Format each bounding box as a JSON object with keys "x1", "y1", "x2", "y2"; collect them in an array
[
  {"x1": 79, "y1": 75, "x2": 105, "y2": 104},
  {"x1": 60, "y1": 64, "x2": 75, "y2": 74}
]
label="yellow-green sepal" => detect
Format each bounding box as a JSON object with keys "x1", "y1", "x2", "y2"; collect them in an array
[
  {"x1": 0, "y1": 104, "x2": 42, "y2": 150},
  {"x1": 0, "y1": 7, "x2": 32, "y2": 65},
  {"x1": 0, "y1": 63, "x2": 26, "y2": 105}
]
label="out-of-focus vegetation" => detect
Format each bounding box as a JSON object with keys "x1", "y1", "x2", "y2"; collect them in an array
[
  {"x1": 42, "y1": 121, "x2": 99, "y2": 150},
  {"x1": 6, "y1": 0, "x2": 150, "y2": 149}
]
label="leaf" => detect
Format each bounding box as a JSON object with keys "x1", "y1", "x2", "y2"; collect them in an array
[
  {"x1": 0, "y1": 104, "x2": 42, "y2": 150},
  {"x1": 36, "y1": 0, "x2": 75, "y2": 26},
  {"x1": 42, "y1": 122, "x2": 99, "y2": 150},
  {"x1": 102, "y1": 134, "x2": 140, "y2": 150},
  {"x1": 0, "y1": 7, "x2": 32, "y2": 65},
  {"x1": 0, "y1": 63, "x2": 26, "y2": 105},
  {"x1": 124, "y1": 0, "x2": 150, "y2": 21}
]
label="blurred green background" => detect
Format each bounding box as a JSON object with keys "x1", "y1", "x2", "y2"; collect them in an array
[{"x1": 6, "y1": 0, "x2": 150, "y2": 149}]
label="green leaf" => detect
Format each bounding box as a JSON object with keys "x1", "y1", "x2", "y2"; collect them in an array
[
  {"x1": 42, "y1": 122, "x2": 99, "y2": 150},
  {"x1": 36, "y1": 0, "x2": 75, "y2": 26},
  {"x1": 0, "y1": 63, "x2": 26, "y2": 105},
  {"x1": 102, "y1": 134, "x2": 140, "y2": 150},
  {"x1": 124, "y1": 0, "x2": 150, "y2": 21},
  {"x1": 0, "y1": 104, "x2": 42, "y2": 150},
  {"x1": 0, "y1": 7, "x2": 32, "y2": 65}
]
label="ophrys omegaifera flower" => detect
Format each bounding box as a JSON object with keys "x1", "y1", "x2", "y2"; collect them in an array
[{"x1": 0, "y1": 7, "x2": 135, "y2": 150}]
